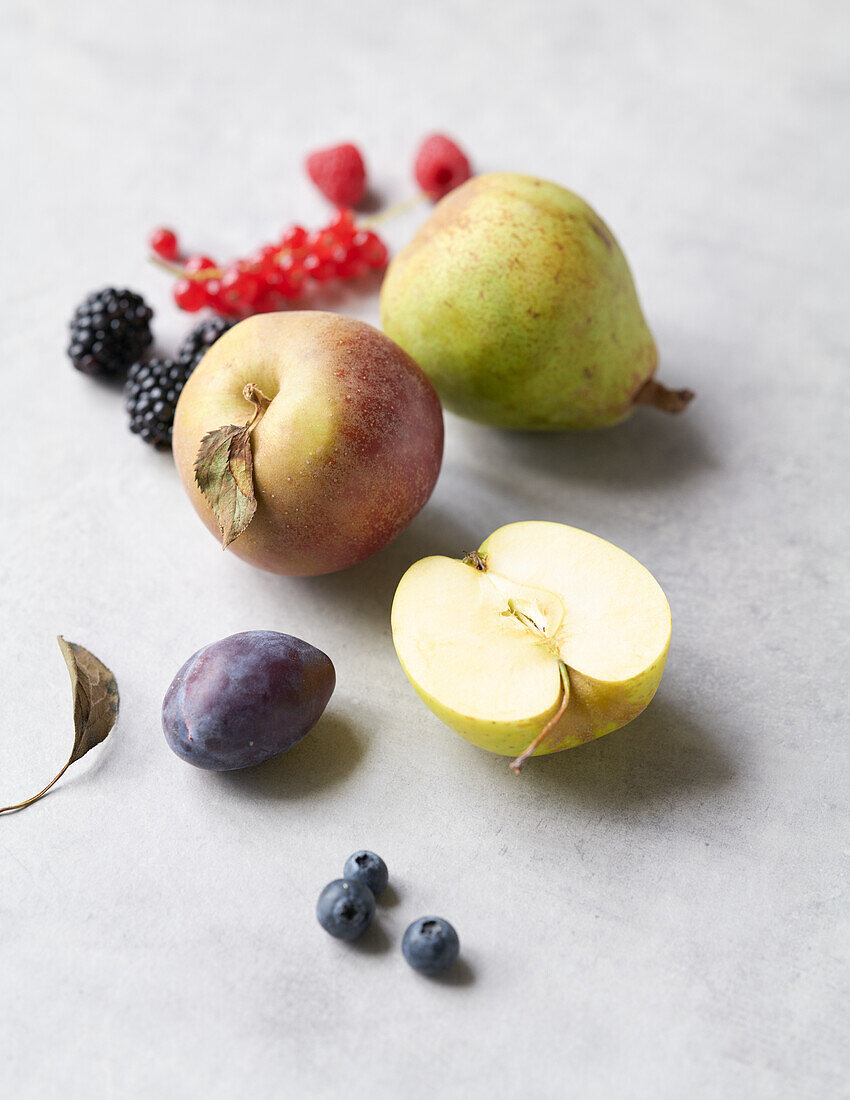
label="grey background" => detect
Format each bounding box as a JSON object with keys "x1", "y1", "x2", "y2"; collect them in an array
[{"x1": 1, "y1": 0, "x2": 847, "y2": 1096}]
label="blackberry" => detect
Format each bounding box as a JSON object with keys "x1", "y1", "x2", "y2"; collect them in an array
[
  {"x1": 68, "y1": 287, "x2": 153, "y2": 376},
  {"x1": 125, "y1": 357, "x2": 191, "y2": 449},
  {"x1": 177, "y1": 316, "x2": 235, "y2": 371}
]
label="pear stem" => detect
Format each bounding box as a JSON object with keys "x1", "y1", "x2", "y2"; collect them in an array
[
  {"x1": 634, "y1": 378, "x2": 695, "y2": 413},
  {"x1": 510, "y1": 661, "x2": 570, "y2": 775}
]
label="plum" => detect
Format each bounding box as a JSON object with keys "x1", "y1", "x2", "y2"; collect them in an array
[{"x1": 162, "y1": 631, "x2": 335, "y2": 770}]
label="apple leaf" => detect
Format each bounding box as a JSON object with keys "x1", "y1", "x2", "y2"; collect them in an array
[
  {"x1": 0, "y1": 638, "x2": 119, "y2": 814},
  {"x1": 194, "y1": 384, "x2": 271, "y2": 550},
  {"x1": 194, "y1": 423, "x2": 257, "y2": 549}
]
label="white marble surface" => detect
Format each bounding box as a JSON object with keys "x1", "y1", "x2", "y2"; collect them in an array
[{"x1": 1, "y1": 0, "x2": 848, "y2": 1096}]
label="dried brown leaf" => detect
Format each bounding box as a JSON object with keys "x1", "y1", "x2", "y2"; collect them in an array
[
  {"x1": 193, "y1": 385, "x2": 270, "y2": 550},
  {"x1": 0, "y1": 638, "x2": 119, "y2": 814},
  {"x1": 194, "y1": 423, "x2": 257, "y2": 549}
]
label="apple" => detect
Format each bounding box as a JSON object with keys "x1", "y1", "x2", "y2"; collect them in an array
[
  {"x1": 172, "y1": 312, "x2": 444, "y2": 576},
  {"x1": 391, "y1": 521, "x2": 671, "y2": 771}
]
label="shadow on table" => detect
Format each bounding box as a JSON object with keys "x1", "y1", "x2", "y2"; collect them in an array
[
  {"x1": 426, "y1": 957, "x2": 476, "y2": 988},
  {"x1": 502, "y1": 696, "x2": 736, "y2": 817},
  {"x1": 218, "y1": 711, "x2": 363, "y2": 800},
  {"x1": 460, "y1": 400, "x2": 716, "y2": 496},
  {"x1": 349, "y1": 920, "x2": 393, "y2": 956},
  {"x1": 377, "y1": 882, "x2": 402, "y2": 909},
  {"x1": 296, "y1": 504, "x2": 479, "y2": 634}
]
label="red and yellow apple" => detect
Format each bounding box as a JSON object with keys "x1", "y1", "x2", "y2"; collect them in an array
[{"x1": 173, "y1": 312, "x2": 444, "y2": 576}]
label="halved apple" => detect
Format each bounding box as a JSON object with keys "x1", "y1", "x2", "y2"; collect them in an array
[{"x1": 391, "y1": 521, "x2": 671, "y2": 771}]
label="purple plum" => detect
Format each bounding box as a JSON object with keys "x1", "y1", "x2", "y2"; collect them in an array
[{"x1": 162, "y1": 630, "x2": 335, "y2": 770}]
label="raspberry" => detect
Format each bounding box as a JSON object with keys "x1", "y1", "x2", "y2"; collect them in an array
[
  {"x1": 413, "y1": 134, "x2": 471, "y2": 200},
  {"x1": 305, "y1": 143, "x2": 367, "y2": 206}
]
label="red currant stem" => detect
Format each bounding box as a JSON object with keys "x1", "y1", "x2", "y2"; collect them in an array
[
  {"x1": 149, "y1": 255, "x2": 224, "y2": 281},
  {"x1": 361, "y1": 191, "x2": 429, "y2": 228}
]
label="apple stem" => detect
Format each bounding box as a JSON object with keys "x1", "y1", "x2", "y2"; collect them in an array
[
  {"x1": 634, "y1": 378, "x2": 695, "y2": 414},
  {"x1": 510, "y1": 661, "x2": 570, "y2": 775},
  {"x1": 462, "y1": 551, "x2": 488, "y2": 572},
  {"x1": 242, "y1": 384, "x2": 272, "y2": 431}
]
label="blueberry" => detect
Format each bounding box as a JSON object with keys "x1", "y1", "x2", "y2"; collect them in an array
[
  {"x1": 316, "y1": 879, "x2": 375, "y2": 941},
  {"x1": 402, "y1": 917, "x2": 460, "y2": 975},
  {"x1": 343, "y1": 851, "x2": 388, "y2": 898}
]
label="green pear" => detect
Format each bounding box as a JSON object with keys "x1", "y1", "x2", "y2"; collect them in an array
[{"x1": 380, "y1": 172, "x2": 693, "y2": 429}]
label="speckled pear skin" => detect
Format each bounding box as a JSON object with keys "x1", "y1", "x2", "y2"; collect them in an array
[{"x1": 380, "y1": 173, "x2": 659, "y2": 430}]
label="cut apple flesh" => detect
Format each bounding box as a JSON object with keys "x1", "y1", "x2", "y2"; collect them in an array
[
  {"x1": 391, "y1": 521, "x2": 671, "y2": 765},
  {"x1": 481, "y1": 522, "x2": 670, "y2": 683}
]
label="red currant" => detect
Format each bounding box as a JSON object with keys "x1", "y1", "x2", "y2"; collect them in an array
[
  {"x1": 303, "y1": 254, "x2": 336, "y2": 283},
  {"x1": 278, "y1": 254, "x2": 305, "y2": 283},
  {"x1": 306, "y1": 229, "x2": 337, "y2": 261},
  {"x1": 328, "y1": 208, "x2": 356, "y2": 243},
  {"x1": 247, "y1": 245, "x2": 279, "y2": 275},
  {"x1": 268, "y1": 272, "x2": 300, "y2": 301},
  {"x1": 184, "y1": 254, "x2": 217, "y2": 275},
  {"x1": 276, "y1": 255, "x2": 305, "y2": 298},
  {"x1": 173, "y1": 278, "x2": 206, "y2": 312},
  {"x1": 278, "y1": 280, "x2": 302, "y2": 301},
  {"x1": 150, "y1": 227, "x2": 179, "y2": 261},
  {"x1": 355, "y1": 230, "x2": 388, "y2": 268},
  {"x1": 202, "y1": 278, "x2": 235, "y2": 316},
  {"x1": 252, "y1": 287, "x2": 282, "y2": 313},
  {"x1": 220, "y1": 264, "x2": 260, "y2": 310},
  {"x1": 335, "y1": 252, "x2": 368, "y2": 279},
  {"x1": 279, "y1": 225, "x2": 307, "y2": 253}
]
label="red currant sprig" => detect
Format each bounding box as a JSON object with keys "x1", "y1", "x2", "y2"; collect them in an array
[{"x1": 151, "y1": 209, "x2": 389, "y2": 317}]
